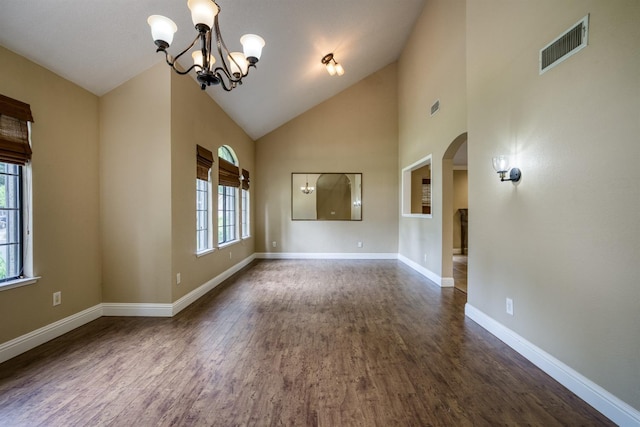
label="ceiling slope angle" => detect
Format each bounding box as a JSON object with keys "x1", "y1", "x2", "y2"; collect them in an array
[{"x1": 0, "y1": 0, "x2": 426, "y2": 140}]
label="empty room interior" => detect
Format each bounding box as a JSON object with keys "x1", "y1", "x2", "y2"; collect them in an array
[{"x1": 0, "y1": 0, "x2": 638, "y2": 425}]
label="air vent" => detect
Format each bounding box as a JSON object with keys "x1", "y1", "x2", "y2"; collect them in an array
[
  {"x1": 430, "y1": 99, "x2": 440, "y2": 116},
  {"x1": 540, "y1": 15, "x2": 589, "y2": 74}
]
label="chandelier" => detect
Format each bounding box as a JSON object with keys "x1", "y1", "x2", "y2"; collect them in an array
[
  {"x1": 147, "y1": 0, "x2": 265, "y2": 92},
  {"x1": 300, "y1": 176, "x2": 315, "y2": 194}
]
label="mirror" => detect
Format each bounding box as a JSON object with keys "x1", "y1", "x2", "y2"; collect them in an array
[{"x1": 292, "y1": 173, "x2": 362, "y2": 220}]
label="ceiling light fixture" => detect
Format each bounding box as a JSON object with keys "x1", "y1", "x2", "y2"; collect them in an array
[
  {"x1": 148, "y1": 0, "x2": 265, "y2": 92},
  {"x1": 300, "y1": 176, "x2": 315, "y2": 194},
  {"x1": 321, "y1": 53, "x2": 344, "y2": 76}
]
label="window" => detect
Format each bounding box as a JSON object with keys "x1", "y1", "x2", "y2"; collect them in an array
[
  {"x1": 0, "y1": 163, "x2": 23, "y2": 281},
  {"x1": 196, "y1": 145, "x2": 213, "y2": 253},
  {"x1": 241, "y1": 169, "x2": 250, "y2": 238},
  {"x1": 0, "y1": 94, "x2": 34, "y2": 286},
  {"x1": 218, "y1": 146, "x2": 239, "y2": 245}
]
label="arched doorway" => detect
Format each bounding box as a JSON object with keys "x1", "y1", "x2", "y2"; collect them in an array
[{"x1": 442, "y1": 132, "x2": 468, "y2": 292}]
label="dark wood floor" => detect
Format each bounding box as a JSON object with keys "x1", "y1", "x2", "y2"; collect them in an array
[{"x1": 0, "y1": 260, "x2": 611, "y2": 426}]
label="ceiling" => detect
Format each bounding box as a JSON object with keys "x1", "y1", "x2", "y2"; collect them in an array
[{"x1": 0, "y1": 0, "x2": 425, "y2": 140}]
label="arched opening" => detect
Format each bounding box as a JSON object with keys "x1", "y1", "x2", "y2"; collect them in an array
[
  {"x1": 316, "y1": 173, "x2": 351, "y2": 220},
  {"x1": 442, "y1": 132, "x2": 468, "y2": 292}
]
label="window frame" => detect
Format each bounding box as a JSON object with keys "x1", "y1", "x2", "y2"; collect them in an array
[
  {"x1": 196, "y1": 171, "x2": 213, "y2": 255},
  {"x1": 217, "y1": 145, "x2": 239, "y2": 246},
  {"x1": 241, "y1": 188, "x2": 250, "y2": 239}
]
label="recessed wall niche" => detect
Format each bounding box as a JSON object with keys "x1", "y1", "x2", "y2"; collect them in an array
[{"x1": 402, "y1": 154, "x2": 432, "y2": 218}]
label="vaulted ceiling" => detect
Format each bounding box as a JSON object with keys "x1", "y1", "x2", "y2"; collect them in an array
[{"x1": 0, "y1": 0, "x2": 425, "y2": 139}]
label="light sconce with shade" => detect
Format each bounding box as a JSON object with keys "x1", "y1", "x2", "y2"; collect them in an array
[
  {"x1": 321, "y1": 53, "x2": 345, "y2": 76},
  {"x1": 147, "y1": 0, "x2": 265, "y2": 92},
  {"x1": 492, "y1": 155, "x2": 521, "y2": 182},
  {"x1": 300, "y1": 176, "x2": 315, "y2": 194}
]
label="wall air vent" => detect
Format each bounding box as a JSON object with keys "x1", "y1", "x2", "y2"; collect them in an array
[
  {"x1": 430, "y1": 99, "x2": 440, "y2": 116},
  {"x1": 540, "y1": 15, "x2": 589, "y2": 74}
]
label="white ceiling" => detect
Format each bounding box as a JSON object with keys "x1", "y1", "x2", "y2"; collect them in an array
[{"x1": 0, "y1": 0, "x2": 425, "y2": 140}]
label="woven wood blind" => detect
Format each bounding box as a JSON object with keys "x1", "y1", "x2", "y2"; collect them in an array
[
  {"x1": 241, "y1": 169, "x2": 250, "y2": 190},
  {"x1": 0, "y1": 94, "x2": 34, "y2": 166},
  {"x1": 218, "y1": 157, "x2": 240, "y2": 187},
  {"x1": 196, "y1": 145, "x2": 213, "y2": 181}
]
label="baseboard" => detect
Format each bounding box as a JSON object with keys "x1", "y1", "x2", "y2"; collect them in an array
[
  {"x1": 0, "y1": 304, "x2": 103, "y2": 364},
  {"x1": 397, "y1": 254, "x2": 454, "y2": 288},
  {"x1": 453, "y1": 248, "x2": 462, "y2": 255},
  {"x1": 255, "y1": 252, "x2": 398, "y2": 260},
  {"x1": 465, "y1": 303, "x2": 640, "y2": 426},
  {"x1": 102, "y1": 303, "x2": 173, "y2": 317},
  {"x1": 172, "y1": 253, "x2": 256, "y2": 315}
]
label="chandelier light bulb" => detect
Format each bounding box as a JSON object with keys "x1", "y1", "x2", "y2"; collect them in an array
[
  {"x1": 187, "y1": 0, "x2": 218, "y2": 30},
  {"x1": 192, "y1": 51, "x2": 216, "y2": 68},
  {"x1": 335, "y1": 63, "x2": 345, "y2": 76},
  {"x1": 228, "y1": 52, "x2": 249, "y2": 76},
  {"x1": 240, "y1": 34, "x2": 265, "y2": 64},
  {"x1": 147, "y1": 15, "x2": 178, "y2": 49}
]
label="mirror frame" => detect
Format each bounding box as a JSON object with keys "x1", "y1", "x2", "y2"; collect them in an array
[{"x1": 291, "y1": 173, "x2": 362, "y2": 221}]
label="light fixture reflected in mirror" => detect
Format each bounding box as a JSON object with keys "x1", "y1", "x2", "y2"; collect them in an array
[
  {"x1": 300, "y1": 175, "x2": 315, "y2": 194},
  {"x1": 492, "y1": 155, "x2": 521, "y2": 182}
]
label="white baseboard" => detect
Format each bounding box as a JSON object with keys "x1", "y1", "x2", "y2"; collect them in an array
[
  {"x1": 102, "y1": 303, "x2": 173, "y2": 317},
  {"x1": 397, "y1": 254, "x2": 454, "y2": 288},
  {"x1": 453, "y1": 248, "x2": 462, "y2": 255},
  {"x1": 172, "y1": 253, "x2": 256, "y2": 315},
  {"x1": 465, "y1": 303, "x2": 640, "y2": 426},
  {"x1": 255, "y1": 252, "x2": 398, "y2": 260},
  {"x1": 0, "y1": 304, "x2": 102, "y2": 364}
]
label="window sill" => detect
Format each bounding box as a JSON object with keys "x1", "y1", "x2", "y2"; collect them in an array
[
  {"x1": 0, "y1": 276, "x2": 41, "y2": 292},
  {"x1": 218, "y1": 240, "x2": 240, "y2": 249},
  {"x1": 196, "y1": 248, "x2": 216, "y2": 258}
]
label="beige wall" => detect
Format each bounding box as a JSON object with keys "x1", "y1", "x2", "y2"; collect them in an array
[
  {"x1": 99, "y1": 64, "x2": 173, "y2": 303},
  {"x1": 0, "y1": 46, "x2": 101, "y2": 342},
  {"x1": 452, "y1": 169, "x2": 467, "y2": 251},
  {"x1": 170, "y1": 71, "x2": 255, "y2": 301},
  {"x1": 398, "y1": 0, "x2": 467, "y2": 278},
  {"x1": 467, "y1": 0, "x2": 640, "y2": 409},
  {"x1": 255, "y1": 64, "x2": 399, "y2": 254}
]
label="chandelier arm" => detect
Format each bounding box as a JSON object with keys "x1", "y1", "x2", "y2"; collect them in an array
[
  {"x1": 212, "y1": 69, "x2": 235, "y2": 91},
  {"x1": 158, "y1": 33, "x2": 201, "y2": 74},
  {"x1": 212, "y1": 14, "x2": 246, "y2": 82}
]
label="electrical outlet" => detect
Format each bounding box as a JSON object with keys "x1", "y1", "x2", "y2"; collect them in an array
[
  {"x1": 272, "y1": 241, "x2": 277, "y2": 248},
  {"x1": 53, "y1": 291, "x2": 61, "y2": 306},
  {"x1": 506, "y1": 298, "x2": 514, "y2": 316},
  {"x1": 357, "y1": 241, "x2": 363, "y2": 248},
  {"x1": 176, "y1": 273, "x2": 181, "y2": 285},
  {"x1": 229, "y1": 252, "x2": 232, "y2": 259}
]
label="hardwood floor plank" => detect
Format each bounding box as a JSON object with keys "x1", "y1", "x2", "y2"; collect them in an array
[{"x1": 0, "y1": 260, "x2": 613, "y2": 426}]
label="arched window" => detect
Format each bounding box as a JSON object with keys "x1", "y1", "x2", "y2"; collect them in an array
[{"x1": 217, "y1": 146, "x2": 239, "y2": 244}]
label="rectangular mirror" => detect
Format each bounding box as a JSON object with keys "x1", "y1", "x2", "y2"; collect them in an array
[{"x1": 292, "y1": 173, "x2": 362, "y2": 220}]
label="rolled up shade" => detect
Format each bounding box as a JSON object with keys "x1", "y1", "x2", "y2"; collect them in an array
[
  {"x1": 218, "y1": 157, "x2": 240, "y2": 187},
  {"x1": 241, "y1": 169, "x2": 250, "y2": 190},
  {"x1": 0, "y1": 94, "x2": 34, "y2": 166},
  {"x1": 196, "y1": 145, "x2": 213, "y2": 181}
]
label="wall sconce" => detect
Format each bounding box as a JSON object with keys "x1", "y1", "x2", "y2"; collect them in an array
[
  {"x1": 321, "y1": 53, "x2": 345, "y2": 76},
  {"x1": 492, "y1": 155, "x2": 521, "y2": 182}
]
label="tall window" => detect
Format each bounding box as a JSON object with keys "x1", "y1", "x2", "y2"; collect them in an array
[
  {"x1": 0, "y1": 163, "x2": 23, "y2": 280},
  {"x1": 218, "y1": 146, "x2": 239, "y2": 245},
  {"x1": 196, "y1": 145, "x2": 213, "y2": 253},
  {"x1": 241, "y1": 169, "x2": 250, "y2": 238},
  {"x1": 0, "y1": 94, "x2": 34, "y2": 284}
]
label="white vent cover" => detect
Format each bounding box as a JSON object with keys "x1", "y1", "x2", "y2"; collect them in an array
[
  {"x1": 540, "y1": 15, "x2": 589, "y2": 74},
  {"x1": 430, "y1": 99, "x2": 440, "y2": 116}
]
